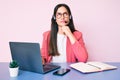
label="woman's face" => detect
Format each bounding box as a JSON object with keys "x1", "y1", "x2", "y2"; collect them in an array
[{"x1": 55, "y1": 6, "x2": 70, "y2": 27}]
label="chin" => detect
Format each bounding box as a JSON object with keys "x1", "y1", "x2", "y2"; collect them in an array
[{"x1": 61, "y1": 24, "x2": 67, "y2": 26}]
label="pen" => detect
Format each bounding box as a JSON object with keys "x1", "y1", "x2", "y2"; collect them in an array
[{"x1": 87, "y1": 64, "x2": 102, "y2": 70}]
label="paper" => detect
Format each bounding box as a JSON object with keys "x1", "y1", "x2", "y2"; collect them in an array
[{"x1": 70, "y1": 61, "x2": 117, "y2": 73}]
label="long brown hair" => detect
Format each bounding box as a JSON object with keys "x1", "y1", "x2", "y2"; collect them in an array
[{"x1": 49, "y1": 3, "x2": 76, "y2": 56}]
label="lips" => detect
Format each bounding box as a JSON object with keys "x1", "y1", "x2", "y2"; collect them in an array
[{"x1": 61, "y1": 21, "x2": 67, "y2": 23}]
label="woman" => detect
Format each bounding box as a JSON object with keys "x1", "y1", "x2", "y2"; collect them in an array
[{"x1": 41, "y1": 3, "x2": 88, "y2": 63}]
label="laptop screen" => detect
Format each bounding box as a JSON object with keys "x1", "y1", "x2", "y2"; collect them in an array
[{"x1": 9, "y1": 42, "x2": 44, "y2": 73}]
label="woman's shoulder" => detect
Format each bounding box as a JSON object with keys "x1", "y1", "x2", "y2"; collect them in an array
[
  {"x1": 73, "y1": 30, "x2": 83, "y2": 39},
  {"x1": 42, "y1": 31, "x2": 50, "y2": 39},
  {"x1": 43, "y1": 30, "x2": 50, "y2": 35},
  {"x1": 73, "y1": 30, "x2": 82, "y2": 36}
]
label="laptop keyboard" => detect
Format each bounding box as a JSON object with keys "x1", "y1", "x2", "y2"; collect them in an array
[{"x1": 43, "y1": 64, "x2": 60, "y2": 72}]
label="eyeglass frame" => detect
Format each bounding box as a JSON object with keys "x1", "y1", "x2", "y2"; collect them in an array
[
  {"x1": 53, "y1": 15, "x2": 71, "y2": 20},
  {"x1": 55, "y1": 12, "x2": 70, "y2": 19}
]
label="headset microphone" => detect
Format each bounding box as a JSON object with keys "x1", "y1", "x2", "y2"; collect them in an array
[{"x1": 65, "y1": 21, "x2": 68, "y2": 23}]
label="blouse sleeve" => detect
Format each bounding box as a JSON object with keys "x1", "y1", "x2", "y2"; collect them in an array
[
  {"x1": 41, "y1": 31, "x2": 51, "y2": 63},
  {"x1": 72, "y1": 31, "x2": 88, "y2": 62}
]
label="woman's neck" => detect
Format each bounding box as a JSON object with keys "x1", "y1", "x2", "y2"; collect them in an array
[{"x1": 58, "y1": 26, "x2": 64, "y2": 34}]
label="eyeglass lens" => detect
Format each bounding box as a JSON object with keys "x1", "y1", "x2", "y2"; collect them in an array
[{"x1": 56, "y1": 12, "x2": 69, "y2": 19}]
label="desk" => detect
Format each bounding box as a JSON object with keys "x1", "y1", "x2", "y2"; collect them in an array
[{"x1": 0, "y1": 62, "x2": 120, "y2": 80}]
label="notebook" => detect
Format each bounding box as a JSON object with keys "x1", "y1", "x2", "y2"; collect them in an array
[
  {"x1": 9, "y1": 42, "x2": 60, "y2": 74},
  {"x1": 70, "y1": 61, "x2": 117, "y2": 73}
]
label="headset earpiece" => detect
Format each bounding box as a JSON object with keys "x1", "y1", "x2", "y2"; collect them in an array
[
  {"x1": 53, "y1": 16, "x2": 56, "y2": 20},
  {"x1": 70, "y1": 15, "x2": 72, "y2": 19}
]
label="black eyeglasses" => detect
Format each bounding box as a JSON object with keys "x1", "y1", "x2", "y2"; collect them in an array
[{"x1": 56, "y1": 12, "x2": 69, "y2": 19}]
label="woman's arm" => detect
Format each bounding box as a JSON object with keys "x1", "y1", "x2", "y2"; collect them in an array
[
  {"x1": 62, "y1": 26, "x2": 88, "y2": 62},
  {"x1": 71, "y1": 32, "x2": 88, "y2": 62},
  {"x1": 41, "y1": 31, "x2": 51, "y2": 63}
]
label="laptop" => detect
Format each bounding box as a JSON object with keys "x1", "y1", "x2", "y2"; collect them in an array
[{"x1": 9, "y1": 42, "x2": 60, "y2": 74}]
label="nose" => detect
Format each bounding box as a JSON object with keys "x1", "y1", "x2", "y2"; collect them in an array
[{"x1": 61, "y1": 14, "x2": 65, "y2": 19}]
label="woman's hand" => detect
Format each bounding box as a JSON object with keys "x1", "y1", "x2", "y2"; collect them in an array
[
  {"x1": 42, "y1": 57, "x2": 45, "y2": 65},
  {"x1": 61, "y1": 26, "x2": 72, "y2": 37},
  {"x1": 62, "y1": 26, "x2": 77, "y2": 44}
]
